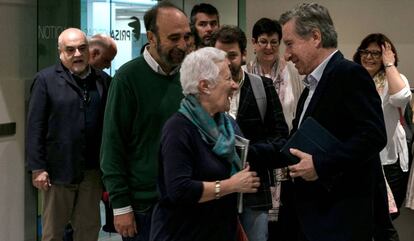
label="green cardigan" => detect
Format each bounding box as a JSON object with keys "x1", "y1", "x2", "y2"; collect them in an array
[{"x1": 100, "y1": 56, "x2": 183, "y2": 211}]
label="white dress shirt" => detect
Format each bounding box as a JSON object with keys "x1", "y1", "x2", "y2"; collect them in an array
[
  {"x1": 379, "y1": 73, "x2": 411, "y2": 171},
  {"x1": 143, "y1": 46, "x2": 180, "y2": 75},
  {"x1": 229, "y1": 71, "x2": 246, "y2": 120}
]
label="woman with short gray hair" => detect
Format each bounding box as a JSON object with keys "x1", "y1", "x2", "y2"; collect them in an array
[{"x1": 150, "y1": 47, "x2": 260, "y2": 241}]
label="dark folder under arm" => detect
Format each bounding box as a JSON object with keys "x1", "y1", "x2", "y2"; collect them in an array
[{"x1": 281, "y1": 117, "x2": 341, "y2": 165}]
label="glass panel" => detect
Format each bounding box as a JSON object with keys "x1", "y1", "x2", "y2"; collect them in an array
[
  {"x1": 81, "y1": 0, "x2": 157, "y2": 76},
  {"x1": 38, "y1": 0, "x2": 81, "y2": 70}
]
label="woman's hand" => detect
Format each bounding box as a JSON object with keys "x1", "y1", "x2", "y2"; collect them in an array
[
  {"x1": 228, "y1": 165, "x2": 260, "y2": 193},
  {"x1": 382, "y1": 41, "x2": 395, "y2": 66},
  {"x1": 199, "y1": 165, "x2": 261, "y2": 203},
  {"x1": 381, "y1": 41, "x2": 406, "y2": 95}
]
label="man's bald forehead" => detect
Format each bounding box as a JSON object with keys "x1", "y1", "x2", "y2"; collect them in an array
[
  {"x1": 144, "y1": 2, "x2": 186, "y2": 34},
  {"x1": 157, "y1": 7, "x2": 187, "y2": 23},
  {"x1": 58, "y1": 28, "x2": 87, "y2": 48}
]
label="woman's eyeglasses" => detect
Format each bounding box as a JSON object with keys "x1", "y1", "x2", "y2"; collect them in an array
[
  {"x1": 359, "y1": 49, "x2": 382, "y2": 59},
  {"x1": 257, "y1": 39, "x2": 280, "y2": 48}
]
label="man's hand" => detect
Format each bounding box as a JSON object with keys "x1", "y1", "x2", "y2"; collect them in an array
[
  {"x1": 114, "y1": 212, "x2": 137, "y2": 238},
  {"x1": 288, "y1": 148, "x2": 319, "y2": 181},
  {"x1": 32, "y1": 170, "x2": 51, "y2": 191}
]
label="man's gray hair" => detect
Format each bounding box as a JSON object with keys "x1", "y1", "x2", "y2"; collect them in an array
[
  {"x1": 279, "y1": 2, "x2": 337, "y2": 48},
  {"x1": 180, "y1": 47, "x2": 227, "y2": 96}
]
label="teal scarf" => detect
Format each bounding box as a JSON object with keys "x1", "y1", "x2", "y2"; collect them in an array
[{"x1": 178, "y1": 95, "x2": 240, "y2": 174}]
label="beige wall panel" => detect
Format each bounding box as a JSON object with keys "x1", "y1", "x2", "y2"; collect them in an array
[
  {"x1": 0, "y1": 0, "x2": 37, "y2": 241},
  {"x1": 184, "y1": 0, "x2": 238, "y2": 25},
  {"x1": 246, "y1": 0, "x2": 414, "y2": 86}
]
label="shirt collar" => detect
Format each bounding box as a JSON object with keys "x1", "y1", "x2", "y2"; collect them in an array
[
  {"x1": 233, "y1": 70, "x2": 246, "y2": 94},
  {"x1": 239, "y1": 70, "x2": 246, "y2": 88},
  {"x1": 143, "y1": 46, "x2": 180, "y2": 76},
  {"x1": 303, "y1": 50, "x2": 338, "y2": 88},
  {"x1": 71, "y1": 66, "x2": 91, "y2": 79}
]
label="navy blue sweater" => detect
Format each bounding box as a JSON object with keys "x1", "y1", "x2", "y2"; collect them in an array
[{"x1": 150, "y1": 112, "x2": 239, "y2": 241}]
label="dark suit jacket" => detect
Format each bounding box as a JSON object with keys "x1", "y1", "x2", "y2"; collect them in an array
[
  {"x1": 26, "y1": 62, "x2": 110, "y2": 184},
  {"x1": 289, "y1": 51, "x2": 386, "y2": 241},
  {"x1": 237, "y1": 72, "x2": 289, "y2": 209}
]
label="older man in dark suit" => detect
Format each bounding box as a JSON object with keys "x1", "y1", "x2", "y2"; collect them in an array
[
  {"x1": 212, "y1": 25, "x2": 289, "y2": 241},
  {"x1": 279, "y1": 3, "x2": 387, "y2": 241},
  {"x1": 26, "y1": 28, "x2": 110, "y2": 241}
]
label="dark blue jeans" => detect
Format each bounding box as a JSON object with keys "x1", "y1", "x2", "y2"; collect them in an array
[{"x1": 122, "y1": 206, "x2": 153, "y2": 241}]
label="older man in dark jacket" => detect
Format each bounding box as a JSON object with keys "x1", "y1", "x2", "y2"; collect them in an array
[
  {"x1": 26, "y1": 27, "x2": 110, "y2": 241},
  {"x1": 279, "y1": 3, "x2": 387, "y2": 241}
]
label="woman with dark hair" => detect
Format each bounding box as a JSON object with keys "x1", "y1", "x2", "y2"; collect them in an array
[
  {"x1": 245, "y1": 18, "x2": 302, "y2": 131},
  {"x1": 354, "y1": 33, "x2": 411, "y2": 241},
  {"x1": 354, "y1": 33, "x2": 411, "y2": 213}
]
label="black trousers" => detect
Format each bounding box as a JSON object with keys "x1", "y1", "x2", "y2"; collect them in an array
[
  {"x1": 383, "y1": 160, "x2": 409, "y2": 219},
  {"x1": 268, "y1": 181, "x2": 303, "y2": 241},
  {"x1": 373, "y1": 162, "x2": 400, "y2": 241}
]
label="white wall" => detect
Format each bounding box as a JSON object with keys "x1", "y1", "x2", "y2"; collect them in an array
[
  {"x1": 246, "y1": 0, "x2": 414, "y2": 86},
  {"x1": 0, "y1": 0, "x2": 37, "y2": 241},
  {"x1": 181, "y1": 0, "x2": 238, "y2": 25},
  {"x1": 169, "y1": 0, "x2": 239, "y2": 26}
]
